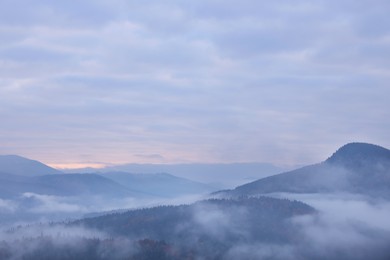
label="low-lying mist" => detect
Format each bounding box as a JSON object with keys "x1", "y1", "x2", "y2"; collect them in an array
[
  {"x1": 1, "y1": 193, "x2": 389, "y2": 259},
  {"x1": 267, "y1": 192, "x2": 390, "y2": 259},
  {"x1": 0, "y1": 192, "x2": 206, "y2": 227}
]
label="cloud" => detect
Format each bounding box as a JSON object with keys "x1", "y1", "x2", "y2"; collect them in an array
[
  {"x1": 21, "y1": 193, "x2": 86, "y2": 213},
  {"x1": 289, "y1": 193, "x2": 390, "y2": 231},
  {"x1": 0, "y1": 191, "x2": 205, "y2": 225},
  {"x1": 0, "y1": 224, "x2": 139, "y2": 260},
  {"x1": 204, "y1": 193, "x2": 390, "y2": 259},
  {"x1": 191, "y1": 202, "x2": 239, "y2": 238},
  {"x1": 225, "y1": 243, "x2": 296, "y2": 260},
  {"x1": 133, "y1": 154, "x2": 165, "y2": 163},
  {"x1": 0, "y1": 198, "x2": 17, "y2": 212},
  {"x1": 0, "y1": 0, "x2": 389, "y2": 166},
  {"x1": 1, "y1": 224, "x2": 108, "y2": 242},
  {"x1": 1, "y1": 192, "x2": 390, "y2": 259},
  {"x1": 274, "y1": 193, "x2": 390, "y2": 259},
  {"x1": 0, "y1": 0, "x2": 115, "y2": 28}
]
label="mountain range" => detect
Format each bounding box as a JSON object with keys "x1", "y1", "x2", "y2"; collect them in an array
[
  {"x1": 65, "y1": 162, "x2": 284, "y2": 188},
  {"x1": 98, "y1": 172, "x2": 214, "y2": 198},
  {"x1": 0, "y1": 155, "x2": 216, "y2": 199},
  {"x1": 221, "y1": 142, "x2": 390, "y2": 198},
  {"x1": 1, "y1": 143, "x2": 390, "y2": 259},
  {"x1": 1, "y1": 142, "x2": 389, "y2": 200}
]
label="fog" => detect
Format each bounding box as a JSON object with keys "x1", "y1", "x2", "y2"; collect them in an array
[
  {"x1": 271, "y1": 192, "x2": 390, "y2": 259},
  {"x1": 0, "y1": 224, "x2": 139, "y2": 260},
  {"x1": 0, "y1": 192, "x2": 389, "y2": 259},
  {"x1": 288, "y1": 193, "x2": 390, "y2": 231},
  {"x1": 0, "y1": 191, "x2": 206, "y2": 228}
]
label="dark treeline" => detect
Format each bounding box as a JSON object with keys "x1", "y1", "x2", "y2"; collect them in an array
[
  {"x1": 0, "y1": 197, "x2": 315, "y2": 259},
  {"x1": 1, "y1": 196, "x2": 390, "y2": 259},
  {"x1": 0, "y1": 236, "x2": 190, "y2": 260},
  {"x1": 72, "y1": 197, "x2": 314, "y2": 243}
]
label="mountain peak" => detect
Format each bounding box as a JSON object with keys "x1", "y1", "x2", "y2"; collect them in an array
[
  {"x1": 326, "y1": 142, "x2": 390, "y2": 166},
  {"x1": 226, "y1": 142, "x2": 390, "y2": 198}
]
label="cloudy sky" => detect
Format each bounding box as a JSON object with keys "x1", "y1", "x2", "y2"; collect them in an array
[{"x1": 1, "y1": 0, "x2": 389, "y2": 168}]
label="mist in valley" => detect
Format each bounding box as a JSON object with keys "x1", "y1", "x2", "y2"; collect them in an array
[
  {"x1": 1, "y1": 192, "x2": 390, "y2": 259},
  {"x1": 1, "y1": 144, "x2": 390, "y2": 259}
]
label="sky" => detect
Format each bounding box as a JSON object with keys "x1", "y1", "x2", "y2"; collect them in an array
[{"x1": 0, "y1": 0, "x2": 389, "y2": 169}]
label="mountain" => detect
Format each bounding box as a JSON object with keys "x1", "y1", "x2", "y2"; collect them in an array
[
  {"x1": 0, "y1": 155, "x2": 154, "y2": 199},
  {"x1": 71, "y1": 197, "x2": 315, "y2": 258},
  {"x1": 0, "y1": 155, "x2": 216, "y2": 200},
  {"x1": 74, "y1": 196, "x2": 315, "y2": 239},
  {"x1": 223, "y1": 143, "x2": 390, "y2": 198},
  {"x1": 0, "y1": 172, "x2": 41, "y2": 199},
  {"x1": 326, "y1": 142, "x2": 390, "y2": 170},
  {"x1": 0, "y1": 197, "x2": 316, "y2": 259},
  {"x1": 32, "y1": 174, "x2": 150, "y2": 198},
  {"x1": 65, "y1": 163, "x2": 284, "y2": 188},
  {"x1": 99, "y1": 172, "x2": 216, "y2": 197},
  {"x1": 0, "y1": 173, "x2": 150, "y2": 199},
  {"x1": 0, "y1": 155, "x2": 61, "y2": 176}
]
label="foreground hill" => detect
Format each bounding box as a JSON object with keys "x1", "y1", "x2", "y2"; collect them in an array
[
  {"x1": 0, "y1": 155, "x2": 61, "y2": 176},
  {"x1": 2, "y1": 194, "x2": 390, "y2": 259},
  {"x1": 224, "y1": 143, "x2": 390, "y2": 198},
  {"x1": 69, "y1": 197, "x2": 314, "y2": 258}
]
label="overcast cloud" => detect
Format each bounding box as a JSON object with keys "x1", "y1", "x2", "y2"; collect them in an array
[{"x1": 0, "y1": 0, "x2": 389, "y2": 167}]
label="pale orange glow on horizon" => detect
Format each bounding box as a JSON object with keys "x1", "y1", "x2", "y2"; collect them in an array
[{"x1": 48, "y1": 163, "x2": 108, "y2": 170}]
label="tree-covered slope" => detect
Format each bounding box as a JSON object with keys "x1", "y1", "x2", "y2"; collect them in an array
[{"x1": 226, "y1": 143, "x2": 390, "y2": 198}]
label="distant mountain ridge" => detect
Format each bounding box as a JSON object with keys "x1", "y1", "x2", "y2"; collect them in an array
[
  {"x1": 99, "y1": 172, "x2": 216, "y2": 198},
  {"x1": 33, "y1": 174, "x2": 149, "y2": 198},
  {"x1": 0, "y1": 155, "x2": 151, "y2": 199},
  {"x1": 222, "y1": 143, "x2": 390, "y2": 198},
  {"x1": 0, "y1": 173, "x2": 148, "y2": 199},
  {"x1": 66, "y1": 162, "x2": 284, "y2": 188},
  {"x1": 0, "y1": 155, "x2": 219, "y2": 199},
  {"x1": 0, "y1": 155, "x2": 61, "y2": 176}
]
